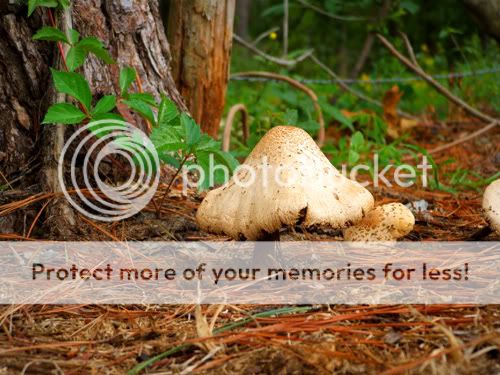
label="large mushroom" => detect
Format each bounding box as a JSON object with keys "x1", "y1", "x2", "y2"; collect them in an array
[
  {"x1": 196, "y1": 126, "x2": 374, "y2": 240},
  {"x1": 483, "y1": 179, "x2": 500, "y2": 234},
  {"x1": 343, "y1": 203, "x2": 415, "y2": 241}
]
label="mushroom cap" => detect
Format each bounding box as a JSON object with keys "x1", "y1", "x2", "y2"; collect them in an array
[
  {"x1": 343, "y1": 203, "x2": 415, "y2": 241},
  {"x1": 483, "y1": 179, "x2": 500, "y2": 234},
  {"x1": 196, "y1": 126, "x2": 374, "y2": 240}
]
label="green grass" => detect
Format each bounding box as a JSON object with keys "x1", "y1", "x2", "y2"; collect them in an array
[{"x1": 223, "y1": 42, "x2": 499, "y2": 192}]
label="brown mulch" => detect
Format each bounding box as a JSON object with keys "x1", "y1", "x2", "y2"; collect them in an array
[{"x1": 0, "y1": 121, "x2": 499, "y2": 374}]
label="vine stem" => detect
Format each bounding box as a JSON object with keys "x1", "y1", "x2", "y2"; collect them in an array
[
  {"x1": 156, "y1": 154, "x2": 190, "y2": 218},
  {"x1": 47, "y1": 9, "x2": 69, "y2": 71},
  {"x1": 47, "y1": 8, "x2": 90, "y2": 117}
]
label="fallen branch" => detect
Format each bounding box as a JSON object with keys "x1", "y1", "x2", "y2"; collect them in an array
[
  {"x1": 233, "y1": 34, "x2": 313, "y2": 67},
  {"x1": 309, "y1": 55, "x2": 417, "y2": 120},
  {"x1": 377, "y1": 34, "x2": 498, "y2": 124},
  {"x1": 231, "y1": 71, "x2": 325, "y2": 147},
  {"x1": 428, "y1": 121, "x2": 498, "y2": 155},
  {"x1": 222, "y1": 104, "x2": 249, "y2": 152}
]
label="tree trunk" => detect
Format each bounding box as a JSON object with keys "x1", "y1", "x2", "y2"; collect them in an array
[
  {"x1": 167, "y1": 0, "x2": 236, "y2": 138},
  {"x1": 463, "y1": 0, "x2": 500, "y2": 41},
  {"x1": 350, "y1": 0, "x2": 392, "y2": 78},
  {"x1": 235, "y1": 0, "x2": 251, "y2": 39},
  {"x1": 0, "y1": 0, "x2": 185, "y2": 237}
]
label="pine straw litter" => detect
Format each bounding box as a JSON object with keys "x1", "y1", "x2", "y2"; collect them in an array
[{"x1": 0, "y1": 121, "x2": 499, "y2": 373}]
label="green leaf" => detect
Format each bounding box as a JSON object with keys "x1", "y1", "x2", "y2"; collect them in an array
[
  {"x1": 158, "y1": 153, "x2": 181, "y2": 169},
  {"x1": 88, "y1": 113, "x2": 125, "y2": 137},
  {"x1": 299, "y1": 120, "x2": 320, "y2": 132},
  {"x1": 348, "y1": 150, "x2": 360, "y2": 165},
  {"x1": 195, "y1": 133, "x2": 220, "y2": 151},
  {"x1": 58, "y1": 0, "x2": 70, "y2": 8},
  {"x1": 350, "y1": 131, "x2": 364, "y2": 150},
  {"x1": 28, "y1": 0, "x2": 58, "y2": 16},
  {"x1": 119, "y1": 67, "x2": 136, "y2": 96},
  {"x1": 193, "y1": 150, "x2": 211, "y2": 191},
  {"x1": 66, "y1": 46, "x2": 86, "y2": 71},
  {"x1": 68, "y1": 29, "x2": 80, "y2": 45},
  {"x1": 92, "y1": 95, "x2": 116, "y2": 115},
  {"x1": 51, "y1": 69, "x2": 92, "y2": 111},
  {"x1": 330, "y1": 107, "x2": 354, "y2": 131},
  {"x1": 400, "y1": 0, "x2": 419, "y2": 14},
  {"x1": 128, "y1": 93, "x2": 157, "y2": 107},
  {"x1": 122, "y1": 99, "x2": 155, "y2": 125},
  {"x1": 150, "y1": 125, "x2": 184, "y2": 153},
  {"x1": 77, "y1": 37, "x2": 114, "y2": 64},
  {"x1": 156, "y1": 141, "x2": 186, "y2": 153},
  {"x1": 157, "y1": 95, "x2": 179, "y2": 127},
  {"x1": 283, "y1": 109, "x2": 298, "y2": 124},
  {"x1": 211, "y1": 149, "x2": 239, "y2": 172},
  {"x1": 180, "y1": 113, "x2": 201, "y2": 147},
  {"x1": 32, "y1": 26, "x2": 68, "y2": 43},
  {"x1": 42, "y1": 103, "x2": 87, "y2": 124}
]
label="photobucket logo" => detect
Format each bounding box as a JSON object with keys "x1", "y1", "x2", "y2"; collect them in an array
[
  {"x1": 58, "y1": 120, "x2": 160, "y2": 221},
  {"x1": 182, "y1": 154, "x2": 432, "y2": 193}
]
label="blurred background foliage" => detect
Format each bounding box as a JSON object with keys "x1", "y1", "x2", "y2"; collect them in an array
[{"x1": 221, "y1": 0, "x2": 499, "y2": 191}]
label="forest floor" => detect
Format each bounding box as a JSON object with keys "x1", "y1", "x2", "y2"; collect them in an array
[{"x1": 0, "y1": 121, "x2": 499, "y2": 374}]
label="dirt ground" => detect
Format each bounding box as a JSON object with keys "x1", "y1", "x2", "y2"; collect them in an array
[{"x1": 0, "y1": 121, "x2": 499, "y2": 374}]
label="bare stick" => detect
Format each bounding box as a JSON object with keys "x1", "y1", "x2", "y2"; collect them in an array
[
  {"x1": 377, "y1": 34, "x2": 498, "y2": 124},
  {"x1": 252, "y1": 26, "x2": 279, "y2": 46},
  {"x1": 231, "y1": 71, "x2": 325, "y2": 147},
  {"x1": 399, "y1": 32, "x2": 421, "y2": 69},
  {"x1": 309, "y1": 55, "x2": 418, "y2": 120},
  {"x1": 234, "y1": 34, "x2": 313, "y2": 67},
  {"x1": 283, "y1": 0, "x2": 289, "y2": 57},
  {"x1": 428, "y1": 121, "x2": 498, "y2": 155},
  {"x1": 222, "y1": 104, "x2": 249, "y2": 152}
]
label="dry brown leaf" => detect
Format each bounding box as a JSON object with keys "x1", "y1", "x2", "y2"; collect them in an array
[{"x1": 382, "y1": 85, "x2": 404, "y2": 138}]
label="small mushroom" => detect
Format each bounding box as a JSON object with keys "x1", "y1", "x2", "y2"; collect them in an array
[
  {"x1": 196, "y1": 126, "x2": 374, "y2": 240},
  {"x1": 482, "y1": 179, "x2": 500, "y2": 234},
  {"x1": 343, "y1": 203, "x2": 415, "y2": 241}
]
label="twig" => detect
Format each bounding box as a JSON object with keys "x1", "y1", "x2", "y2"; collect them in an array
[
  {"x1": 283, "y1": 0, "x2": 289, "y2": 57},
  {"x1": 134, "y1": 68, "x2": 152, "y2": 134},
  {"x1": 156, "y1": 154, "x2": 190, "y2": 217},
  {"x1": 379, "y1": 332, "x2": 498, "y2": 375},
  {"x1": 26, "y1": 199, "x2": 51, "y2": 238},
  {"x1": 79, "y1": 214, "x2": 121, "y2": 241},
  {"x1": 180, "y1": 347, "x2": 222, "y2": 375},
  {"x1": 296, "y1": 0, "x2": 369, "y2": 21},
  {"x1": 427, "y1": 121, "x2": 498, "y2": 155},
  {"x1": 309, "y1": 55, "x2": 417, "y2": 120},
  {"x1": 231, "y1": 71, "x2": 325, "y2": 146},
  {"x1": 376, "y1": 34, "x2": 498, "y2": 124},
  {"x1": 399, "y1": 32, "x2": 421, "y2": 69},
  {"x1": 0, "y1": 170, "x2": 13, "y2": 190},
  {"x1": 234, "y1": 34, "x2": 313, "y2": 67},
  {"x1": 222, "y1": 104, "x2": 249, "y2": 152},
  {"x1": 252, "y1": 27, "x2": 279, "y2": 46}
]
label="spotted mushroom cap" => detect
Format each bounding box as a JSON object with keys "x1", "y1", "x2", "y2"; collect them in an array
[
  {"x1": 482, "y1": 179, "x2": 500, "y2": 234},
  {"x1": 196, "y1": 126, "x2": 374, "y2": 240},
  {"x1": 343, "y1": 203, "x2": 415, "y2": 241}
]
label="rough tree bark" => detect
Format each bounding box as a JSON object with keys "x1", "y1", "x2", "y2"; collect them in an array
[
  {"x1": 0, "y1": 0, "x2": 186, "y2": 237},
  {"x1": 167, "y1": 0, "x2": 236, "y2": 138}
]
